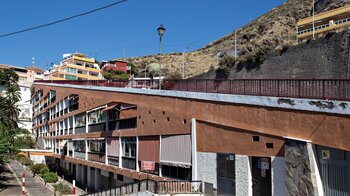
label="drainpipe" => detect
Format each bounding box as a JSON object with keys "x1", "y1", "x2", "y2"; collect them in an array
[{"x1": 191, "y1": 118, "x2": 197, "y2": 181}]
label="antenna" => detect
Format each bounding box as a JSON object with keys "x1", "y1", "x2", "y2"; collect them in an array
[{"x1": 32, "y1": 57, "x2": 36, "y2": 65}]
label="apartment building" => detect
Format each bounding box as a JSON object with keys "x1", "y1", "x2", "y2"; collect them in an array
[
  {"x1": 31, "y1": 79, "x2": 350, "y2": 196},
  {"x1": 46, "y1": 53, "x2": 102, "y2": 80},
  {"x1": 100, "y1": 60, "x2": 129, "y2": 74},
  {"x1": 297, "y1": 4, "x2": 350, "y2": 40},
  {"x1": 0, "y1": 64, "x2": 44, "y2": 132}
]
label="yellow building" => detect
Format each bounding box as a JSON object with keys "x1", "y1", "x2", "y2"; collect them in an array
[
  {"x1": 47, "y1": 53, "x2": 101, "y2": 80},
  {"x1": 297, "y1": 4, "x2": 350, "y2": 40}
]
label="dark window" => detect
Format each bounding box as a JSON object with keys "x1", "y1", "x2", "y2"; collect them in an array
[
  {"x1": 161, "y1": 165, "x2": 191, "y2": 180},
  {"x1": 253, "y1": 136, "x2": 260, "y2": 142},
  {"x1": 266, "y1": 143, "x2": 274, "y2": 148}
]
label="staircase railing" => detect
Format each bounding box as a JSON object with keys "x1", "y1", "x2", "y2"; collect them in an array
[{"x1": 80, "y1": 180, "x2": 203, "y2": 196}]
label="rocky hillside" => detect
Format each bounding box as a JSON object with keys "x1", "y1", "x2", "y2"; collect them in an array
[{"x1": 120, "y1": 0, "x2": 350, "y2": 78}]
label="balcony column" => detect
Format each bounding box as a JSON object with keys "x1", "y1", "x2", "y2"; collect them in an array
[
  {"x1": 87, "y1": 167, "x2": 92, "y2": 188},
  {"x1": 159, "y1": 135, "x2": 162, "y2": 177},
  {"x1": 119, "y1": 137, "x2": 122, "y2": 168},
  {"x1": 136, "y1": 137, "x2": 139, "y2": 172},
  {"x1": 85, "y1": 139, "x2": 88, "y2": 160},
  {"x1": 105, "y1": 137, "x2": 108, "y2": 165},
  {"x1": 94, "y1": 168, "x2": 101, "y2": 190},
  {"x1": 105, "y1": 112, "x2": 109, "y2": 165},
  {"x1": 73, "y1": 115, "x2": 75, "y2": 134},
  {"x1": 75, "y1": 164, "x2": 80, "y2": 182},
  {"x1": 86, "y1": 112, "x2": 89, "y2": 133},
  {"x1": 67, "y1": 139, "x2": 69, "y2": 156},
  {"x1": 58, "y1": 140, "x2": 61, "y2": 155}
]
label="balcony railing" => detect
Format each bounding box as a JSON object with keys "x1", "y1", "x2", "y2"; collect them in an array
[
  {"x1": 88, "y1": 122, "x2": 106, "y2": 133},
  {"x1": 108, "y1": 117, "x2": 137, "y2": 131},
  {"x1": 108, "y1": 156, "x2": 119, "y2": 166},
  {"x1": 74, "y1": 126, "x2": 86, "y2": 134},
  {"x1": 35, "y1": 79, "x2": 350, "y2": 101},
  {"x1": 88, "y1": 152, "x2": 106, "y2": 163},
  {"x1": 74, "y1": 151, "x2": 86, "y2": 159}
]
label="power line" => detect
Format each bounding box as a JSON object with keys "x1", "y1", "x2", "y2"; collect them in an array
[{"x1": 0, "y1": 0, "x2": 128, "y2": 38}]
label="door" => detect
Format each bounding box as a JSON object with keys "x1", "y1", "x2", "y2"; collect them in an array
[
  {"x1": 317, "y1": 145, "x2": 350, "y2": 196},
  {"x1": 252, "y1": 157, "x2": 272, "y2": 196},
  {"x1": 217, "y1": 153, "x2": 235, "y2": 196}
]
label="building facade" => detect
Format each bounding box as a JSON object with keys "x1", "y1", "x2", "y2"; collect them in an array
[
  {"x1": 297, "y1": 4, "x2": 350, "y2": 40},
  {"x1": 32, "y1": 80, "x2": 350, "y2": 196},
  {"x1": 45, "y1": 53, "x2": 102, "y2": 81},
  {"x1": 0, "y1": 64, "x2": 44, "y2": 132}
]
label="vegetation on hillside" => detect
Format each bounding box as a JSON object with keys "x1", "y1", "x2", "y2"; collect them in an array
[{"x1": 119, "y1": 0, "x2": 350, "y2": 78}]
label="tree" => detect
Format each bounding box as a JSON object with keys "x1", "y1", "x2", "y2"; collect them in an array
[
  {"x1": 146, "y1": 63, "x2": 161, "y2": 77},
  {"x1": 0, "y1": 68, "x2": 21, "y2": 163},
  {"x1": 127, "y1": 62, "x2": 137, "y2": 76}
]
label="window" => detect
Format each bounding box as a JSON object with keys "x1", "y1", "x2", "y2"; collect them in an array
[
  {"x1": 122, "y1": 137, "x2": 136, "y2": 170},
  {"x1": 89, "y1": 140, "x2": 105, "y2": 154},
  {"x1": 161, "y1": 165, "x2": 191, "y2": 180},
  {"x1": 75, "y1": 113, "x2": 86, "y2": 127},
  {"x1": 73, "y1": 140, "x2": 86, "y2": 152},
  {"x1": 88, "y1": 109, "x2": 106, "y2": 124}
]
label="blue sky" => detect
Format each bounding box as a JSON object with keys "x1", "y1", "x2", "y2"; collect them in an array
[{"x1": 0, "y1": 0, "x2": 286, "y2": 69}]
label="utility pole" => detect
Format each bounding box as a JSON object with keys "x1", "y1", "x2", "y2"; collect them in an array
[
  {"x1": 235, "y1": 28, "x2": 242, "y2": 59},
  {"x1": 313, "y1": 0, "x2": 315, "y2": 39}
]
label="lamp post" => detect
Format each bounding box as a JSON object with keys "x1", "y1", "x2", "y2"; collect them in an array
[
  {"x1": 182, "y1": 47, "x2": 188, "y2": 79},
  {"x1": 157, "y1": 24, "x2": 166, "y2": 90},
  {"x1": 312, "y1": 0, "x2": 315, "y2": 39},
  {"x1": 234, "y1": 28, "x2": 242, "y2": 59}
]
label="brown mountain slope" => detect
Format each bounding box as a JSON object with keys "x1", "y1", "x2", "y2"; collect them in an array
[{"x1": 120, "y1": 0, "x2": 350, "y2": 78}]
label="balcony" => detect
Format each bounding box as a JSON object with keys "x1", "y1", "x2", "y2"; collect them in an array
[
  {"x1": 108, "y1": 117, "x2": 137, "y2": 131},
  {"x1": 74, "y1": 151, "x2": 86, "y2": 159},
  {"x1": 88, "y1": 122, "x2": 106, "y2": 133},
  {"x1": 75, "y1": 126, "x2": 86, "y2": 134},
  {"x1": 88, "y1": 152, "x2": 106, "y2": 163},
  {"x1": 108, "y1": 156, "x2": 119, "y2": 166}
]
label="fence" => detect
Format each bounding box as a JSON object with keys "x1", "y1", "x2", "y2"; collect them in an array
[
  {"x1": 35, "y1": 79, "x2": 350, "y2": 101},
  {"x1": 80, "y1": 180, "x2": 203, "y2": 196}
]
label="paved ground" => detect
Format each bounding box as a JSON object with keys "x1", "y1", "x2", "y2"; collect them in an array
[
  {"x1": 8, "y1": 161, "x2": 53, "y2": 196},
  {"x1": 0, "y1": 166, "x2": 22, "y2": 196}
]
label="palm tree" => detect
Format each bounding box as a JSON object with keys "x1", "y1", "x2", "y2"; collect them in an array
[{"x1": 0, "y1": 68, "x2": 21, "y2": 162}]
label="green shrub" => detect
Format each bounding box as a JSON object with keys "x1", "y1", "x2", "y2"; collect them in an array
[
  {"x1": 40, "y1": 167, "x2": 49, "y2": 176},
  {"x1": 42, "y1": 172, "x2": 58, "y2": 183},
  {"x1": 217, "y1": 56, "x2": 237, "y2": 77},
  {"x1": 54, "y1": 182, "x2": 71, "y2": 195},
  {"x1": 245, "y1": 45, "x2": 270, "y2": 65},
  {"x1": 31, "y1": 163, "x2": 48, "y2": 176}
]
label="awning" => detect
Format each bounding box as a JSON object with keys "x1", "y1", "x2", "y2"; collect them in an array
[
  {"x1": 160, "y1": 161, "x2": 191, "y2": 168},
  {"x1": 59, "y1": 140, "x2": 67, "y2": 149},
  {"x1": 101, "y1": 104, "x2": 118, "y2": 112}
]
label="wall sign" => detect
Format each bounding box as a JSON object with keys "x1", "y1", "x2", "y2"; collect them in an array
[
  {"x1": 322, "y1": 150, "x2": 330, "y2": 160},
  {"x1": 141, "y1": 161, "x2": 155, "y2": 171}
]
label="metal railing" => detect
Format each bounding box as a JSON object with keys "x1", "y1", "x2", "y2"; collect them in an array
[
  {"x1": 35, "y1": 79, "x2": 350, "y2": 101},
  {"x1": 80, "y1": 180, "x2": 202, "y2": 196},
  {"x1": 108, "y1": 117, "x2": 137, "y2": 131},
  {"x1": 88, "y1": 122, "x2": 106, "y2": 133}
]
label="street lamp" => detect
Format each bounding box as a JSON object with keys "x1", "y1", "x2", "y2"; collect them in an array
[
  {"x1": 312, "y1": 0, "x2": 315, "y2": 39},
  {"x1": 182, "y1": 47, "x2": 188, "y2": 79},
  {"x1": 157, "y1": 24, "x2": 166, "y2": 90},
  {"x1": 234, "y1": 28, "x2": 242, "y2": 59}
]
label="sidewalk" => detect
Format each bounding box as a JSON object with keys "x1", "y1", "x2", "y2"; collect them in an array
[
  {"x1": 0, "y1": 166, "x2": 22, "y2": 196},
  {"x1": 8, "y1": 160, "x2": 53, "y2": 196}
]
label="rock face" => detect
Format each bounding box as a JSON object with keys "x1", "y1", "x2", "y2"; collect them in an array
[
  {"x1": 285, "y1": 140, "x2": 315, "y2": 196},
  {"x1": 195, "y1": 30, "x2": 350, "y2": 79}
]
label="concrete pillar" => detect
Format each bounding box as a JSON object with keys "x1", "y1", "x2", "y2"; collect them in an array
[
  {"x1": 80, "y1": 165, "x2": 85, "y2": 185},
  {"x1": 191, "y1": 118, "x2": 197, "y2": 181},
  {"x1": 235, "y1": 155, "x2": 252, "y2": 196},
  {"x1": 94, "y1": 169, "x2": 101, "y2": 191},
  {"x1": 75, "y1": 164, "x2": 80, "y2": 182},
  {"x1": 87, "y1": 167, "x2": 92, "y2": 188},
  {"x1": 85, "y1": 140, "x2": 88, "y2": 160},
  {"x1": 271, "y1": 156, "x2": 286, "y2": 196},
  {"x1": 285, "y1": 139, "x2": 317, "y2": 195}
]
